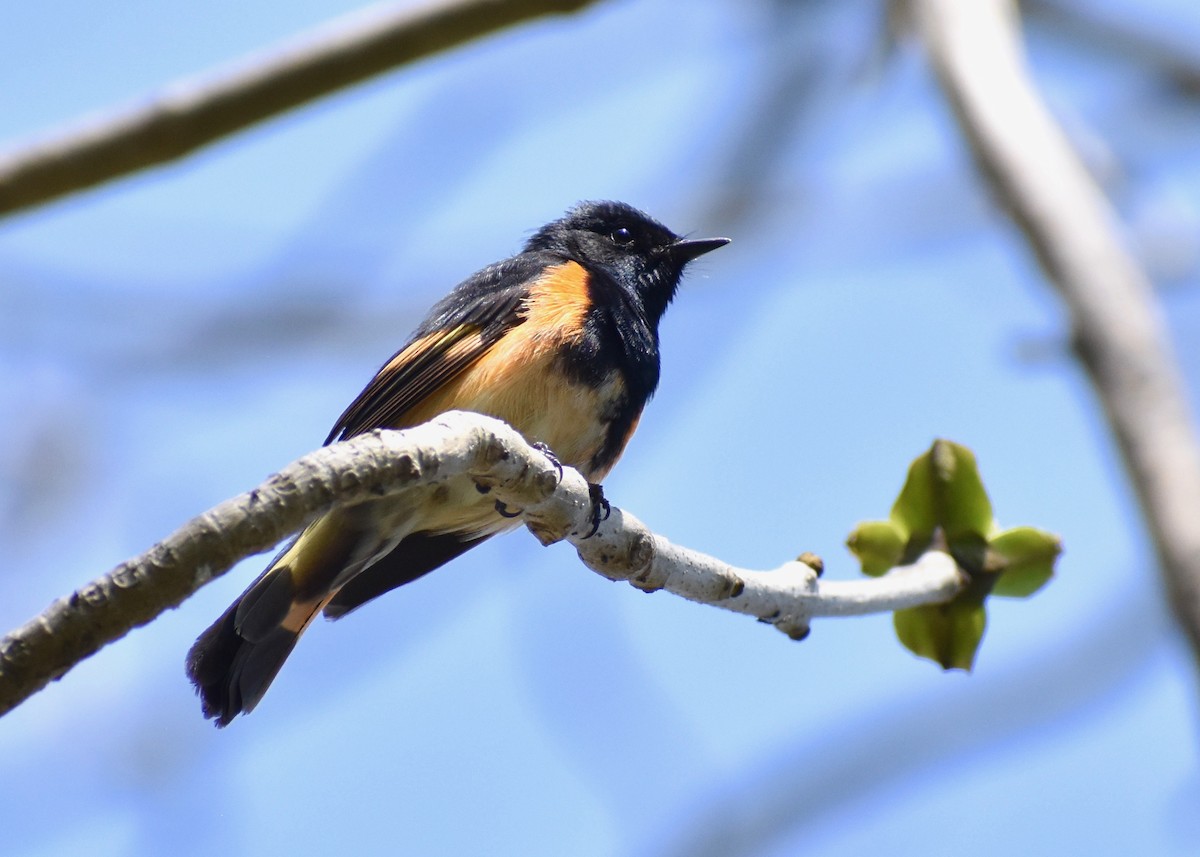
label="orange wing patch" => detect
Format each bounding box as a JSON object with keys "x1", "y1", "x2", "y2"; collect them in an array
[
  {"x1": 327, "y1": 323, "x2": 490, "y2": 441},
  {"x1": 380, "y1": 325, "x2": 480, "y2": 375}
]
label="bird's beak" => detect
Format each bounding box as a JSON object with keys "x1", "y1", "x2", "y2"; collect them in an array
[{"x1": 670, "y1": 236, "x2": 731, "y2": 263}]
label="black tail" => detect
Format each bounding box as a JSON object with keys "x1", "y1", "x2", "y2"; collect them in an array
[
  {"x1": 186, "y1": 552, "x2": 320, "y2": 727},
  {"x1": 187, "y1": 528, "x2": 493, "y2": 725},
  {"x1": 185, "y1": 602, "x2": 303, "y2": 727}
]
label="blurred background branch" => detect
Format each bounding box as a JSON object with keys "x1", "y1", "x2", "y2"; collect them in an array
[
  {"x1": 0, "y1": 0, "x2": 597, "y2": 218},
  {"x1": 914, "y1": 0, "x2": 1200, "y2": 663},
  {"x1": 1026, "y1": 0, "x2": 1200, "y2": 95}
]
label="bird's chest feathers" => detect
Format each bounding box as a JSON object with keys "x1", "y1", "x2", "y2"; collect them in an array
[
  {"x1": 409, "y1": 264, "x2": 640, "y2": 478},
  {"x1": 453, "y1": 333, "x2": 627, "y2": 476}
]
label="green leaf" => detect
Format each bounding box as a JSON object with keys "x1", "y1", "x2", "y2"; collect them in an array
[
  {"x1": 846, "y1": 520, "x2": 906, "y2": 576},
  {"x1": 889, "y1": 451, "x2": 937, "y2": 545},
  {"x1": 988, "y1": 526, "x2": 1062, "y2": 597},
  {"x1": 894, "y1": 597, "x2": 987, "y2": 671},
  {"x1": 930, "y1": 439, "x2": 994, "y2": 541},
  {"x1": 848, "y1": 438, "x2": 1060, "y2": 672}
]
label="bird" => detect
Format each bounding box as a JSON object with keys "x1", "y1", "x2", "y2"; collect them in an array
[{"x1": 186, "y1": 200, "x2": 729, "y2": 725}]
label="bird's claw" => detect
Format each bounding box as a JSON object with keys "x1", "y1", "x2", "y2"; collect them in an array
[
  {"x1": 531, "y1": 441, "x2": 564, "y2": 483},
  {"x1": 583, "y1": 483, "x2": 611, "y2": 539},
  {"x1": 494, "y1": 499, "x2": 522, "y2": 518}
]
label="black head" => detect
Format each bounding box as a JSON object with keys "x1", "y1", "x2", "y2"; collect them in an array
[{"x1": 525, "y1": 201, "x2": 729, "y2": 324}]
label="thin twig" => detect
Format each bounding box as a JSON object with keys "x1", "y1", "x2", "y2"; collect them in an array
[
  {"x1": 0, "y1": 0, "x2": 597, "y2": 218},
  {"x1": 914, "y1": 0, "x2": 1200, "y2": 660},
  {"x1": 0, "y1": 411, "x2": 966, "y2": 717}
]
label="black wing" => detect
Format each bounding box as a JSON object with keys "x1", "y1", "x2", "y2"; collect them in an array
[
  {"x1": 322, "y1": 531, "x2": 493, "y2": 619},
  {"x1": 325, "y1": 254, "x2": 555, "y2": 443}
]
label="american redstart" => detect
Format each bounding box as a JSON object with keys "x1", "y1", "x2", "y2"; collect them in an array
[{"x1": 186, "y1": 200, "x2": 729, "y2": 725}]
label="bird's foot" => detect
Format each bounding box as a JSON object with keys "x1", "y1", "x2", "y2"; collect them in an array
[
  {"x1": 495, "y1": 500, "x2": 522, "y2": 518},
  {"x1": 531, "y1": 442, "x2": 564, "y2": 484},
  {"x1": 583, "y1": 483, "x2": 611, "y2": 539}
]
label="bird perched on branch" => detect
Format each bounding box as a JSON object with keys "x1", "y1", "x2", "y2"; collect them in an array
[{"x1": 186, "y1": 200, "x2": 729, "y2": 725}]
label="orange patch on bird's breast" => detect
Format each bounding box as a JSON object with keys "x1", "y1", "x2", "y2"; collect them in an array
[
  {"x1": 404, "y1": 262, "x2": 621, "y2": 475},
  {"x1": 519, "y1": 260, "x2": 592, "y2": 344}
]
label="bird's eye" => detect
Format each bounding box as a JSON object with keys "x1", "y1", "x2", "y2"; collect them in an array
[{"x1": 611, "y1": 226, "x2": 634, "y2": 246}]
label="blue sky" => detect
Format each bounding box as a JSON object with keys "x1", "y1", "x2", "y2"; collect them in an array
[{"x1": 2, "y1": 1, "x2": 1199, "y2": 855}]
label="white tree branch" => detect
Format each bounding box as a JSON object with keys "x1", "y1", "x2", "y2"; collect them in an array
[
  {"x1": 914, "y1": 0, "x2": 1200, "y2": 661},
  {"x1": 0, "y1": 410, "x2": 965, "y2": 717},
  {"x1": 0, "y1": 0, "x2": 598, "y2": 218}
]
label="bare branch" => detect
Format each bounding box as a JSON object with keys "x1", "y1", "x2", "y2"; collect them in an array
[
  {"x1": 0, "y1": 0, "x2": 597, "y2": 218},
  {"x1": 0, "y1": 411, "x2": 965, "y2": 718},
  {"x1": 914, "y1": 0, "x2": 1200, "y2": 658}
]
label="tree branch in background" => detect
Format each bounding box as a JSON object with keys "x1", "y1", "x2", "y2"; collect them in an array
[
  {"x1": 0, "y1": 0, "x2": 597, "y2": 218},
  {"x1": 1026, "y1": 0, "x2": 1200, "y2": 95},
  {"x1": 0, "y1": 411, "x2": 966, "y2": 718},
  {"x1": 914, "y1": 0, "x2": 1200, "y2": 660}
]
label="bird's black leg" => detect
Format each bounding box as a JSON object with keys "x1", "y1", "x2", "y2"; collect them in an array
[{"x1": 583, "y1": 482, "x2": 611, "y2": 539}]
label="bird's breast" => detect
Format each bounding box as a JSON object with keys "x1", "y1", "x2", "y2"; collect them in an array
[{"x1": 400, "y1": 335, "x2": 632, "y2": 483}]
